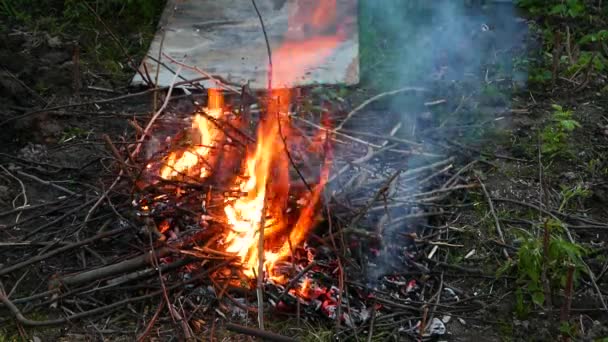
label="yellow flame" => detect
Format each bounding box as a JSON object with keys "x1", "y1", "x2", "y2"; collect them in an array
[{"x1": 159, "y1": 89, "x2": 223, "y2": 180}]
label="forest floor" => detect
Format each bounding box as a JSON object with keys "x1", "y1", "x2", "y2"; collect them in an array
[{"x1": 1, "y1": 1, "x2": 607, "y2": 341}]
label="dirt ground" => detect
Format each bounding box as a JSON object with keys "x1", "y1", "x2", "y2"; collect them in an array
[{"x1": 1, "y1": 1, "x2": 608, "y2": 341}]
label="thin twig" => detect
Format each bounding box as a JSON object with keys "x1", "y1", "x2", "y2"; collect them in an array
[
  {"x1": 162, "y1": 53, "x2": 240, "y2": 93},
  {"x1": 0, "y1": 227, "x2": 126, "y2": 277},
  {"x1": 82, "y1": 2, "x2": 151, "y2": 86},
  {"x1": 84, "y1": 66, "x2": 183, "y2": 223},
  {"x1": 1, "y1": 67, "x2": 47, "y2": 105},
  {"x1": 335, "y1": 86, "x2": 426, "y2": 131},
  {"x1": 477, "y1": 176, "x2": 509, "y2": 259},
  {"x1": 15, "y1": 170, "x2": 77, "y2": 196}
]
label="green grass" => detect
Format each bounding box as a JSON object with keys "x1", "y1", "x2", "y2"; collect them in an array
[{"x1": 0, "y1": 0, "x2": 166, "y2": 84}]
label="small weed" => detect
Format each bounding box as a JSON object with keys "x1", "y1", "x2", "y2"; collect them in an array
[
  {"x1": 586, "y1": 158, "x2": 607, "y2": 177},
  {"x1": 516, "y1": 0, "x2": 586, "y2": 18},
  {"x1": 59, "y1": 127, "x2": 93, "y2": 143},
  {"x1": 566, "y1": 51, "x2": 608, "y2": 77},
  {"x1": 558, "y1": 183, "x2": 591, "y2": 212},
  {"x1": 541, "y1": 104, "x2": 580, "y2": 158},
  {"x1": 501, "y1": 219, "x2": 587, "y2": 318}
]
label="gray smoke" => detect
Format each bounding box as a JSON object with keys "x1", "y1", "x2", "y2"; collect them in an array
[{"x1": 340, "y1": 0, "x2": 529, "y2": 282}]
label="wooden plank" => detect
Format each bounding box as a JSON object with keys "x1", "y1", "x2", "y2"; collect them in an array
[{"x1": 132, "y1": 0, "x2": 359, "y2": 89}]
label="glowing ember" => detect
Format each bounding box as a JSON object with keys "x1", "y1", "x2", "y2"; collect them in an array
[{"x1": 159, "y1": 88, "x2": 224, "y2": 180}]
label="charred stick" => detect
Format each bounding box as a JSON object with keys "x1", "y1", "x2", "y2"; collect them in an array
[
  {"x1": 225, "y1": 323, "x2": 296, "y2": 342},
  {"x1": 198, "y1": 111, "x2": 253, "y2": 146},
  {"x1": 102, "y1": 134, "x2": 135, "y2": 182},
  {"x1": 277, "y1": 110, "x2": 312, "y2": 193},
  {"x1": 424, "y1": 258, "x2": 484, "y2": 275},
  {"x1": 441, "y1": 160, "x2": 478, "y2": 189},
  {"x1": 275, "y1": 261, "x2": 318, "y2": 303}
]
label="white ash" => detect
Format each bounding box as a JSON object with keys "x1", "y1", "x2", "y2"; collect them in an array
[{"x1": 17, "y1": 143, "x2": 49, "y2": 163}]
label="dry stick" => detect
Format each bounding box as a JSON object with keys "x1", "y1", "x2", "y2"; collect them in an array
[
  {"x1": 566, "y1": 26, "x2": 574, "y2": 64},
  {"x1": 0, "y1": 227, "x2": 126, "y2": 276},
  {"x1": 278, "y1": 109, "x2": 313, "y2": 193},
  {"x1": 0, "y1": 258, "x2": 230, "y2": 327},
  {"x1": 147, "y1": 233, "x2": 181, "y2": 332},
  {"x1": 225, "y1": 323, "x2": 296, "y2": 342},
  {"x1": 22, "y1": 198, "x2": 96, "y2": 239},
  {"x1": 476, "y1": 177, "x2": 509, "y2": 259},
  {"x1": 137, "y1": 296, "x2": 166, "y2": 342},
  {"x1": 82, "y1": 2, "x2": 152, "y2": 87},
  {"x1": 102, "y1": 134, "x2": 135, "y2": 182},
  {"x1": 153, "y1": 13, "x2": 169, "y2": 110},
  {"x1": 50, "y1": 247, "x2": 172, "y2": 289},
  {"x1": 541, "y1": 220, "x2": 553, "y2": 308},
  {"x1": 367, "y1": 301, "x2": 377, "y2": 342},
  {"x1": 162, "y1": 53, "x2": 241, "y2": 94},
  {"x1": 574, "y1": 52, "x2": 597, "y2": 92},
  {"x1": 339, "y1": 127, "x2": 422, "y2": 147},
  {"x1": 275, "y1": 261, "x2": 318, "y2": 303},
  {"x1": 256, "y1": 200, "x2": 267, "y2": 330},
  {"x1": 84, "y1": 66, "x2": 182, "y2": 224},
  {"x1": 72, "y1": 44, "x2": 80, "y2": 97},
  {"x1": 328, "y1": 123, "x2": 402, "y2": 185},
  {"x1": 296, "y1": 116, "x2": 442, "y2": 158},
  {"x1": 0, "y1": 200, "x2": 65, "y2": 218},
  {"x1": 14, "y1": 171, "x2": 77, "y2": 197},
  {"x1": 251, "y1": 0, "x2": 272, "y2": 330},
  {"x1": 0, "y1": 74, "x2": 209, "y2": 127},
  {"x1": 0, "y1": 165, "x2": 28, "y2": 224},
  {"x1": 335, "y1": 86, "x2": 427, "y2": 131},
  {"x1": 552, "y1": 31, "x2": 563, "y2": 87},
  {"x1": 0, "y1": 284, "x2": 160, "y2": 327},
  {"x1": 1, "y1": 67, "x2": 47, "y2": 105},
  {"x1": 197, "y1": 110, "x2": 255, "y2": 145},
  {"x1": 83, "y1": 257, "x2": 196, "y2": 293},
  {"x1": 146, "y1": 54, "x2": 240, "y2": 90}
]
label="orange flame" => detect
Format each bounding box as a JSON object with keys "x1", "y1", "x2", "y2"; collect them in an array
[
  {"x1": 160, "y1": 89, "x2": 224, "y2": 180},
  {"x1": 223, "y1": 0, "x2": 341, "y2": 280}
]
